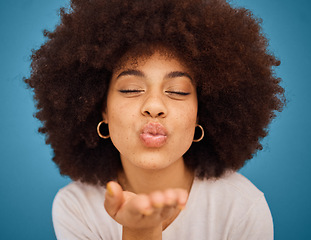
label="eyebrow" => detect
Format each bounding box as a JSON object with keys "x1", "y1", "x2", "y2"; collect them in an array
[
  {"x1": 116, "y1": 70, "x2": 145, "y2": 79},
  {"x1": 116, "y1": 69, "x2": 193, "y2": 81},
  {"x1": 166, "y1": 71, "x2": 193, "y2": 81}
]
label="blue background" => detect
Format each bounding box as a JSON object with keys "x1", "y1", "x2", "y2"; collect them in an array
[{"x1": 0, "y1": 0, "x2": 310, "y2": 239}]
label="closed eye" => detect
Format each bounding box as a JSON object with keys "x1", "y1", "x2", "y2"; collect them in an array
[
  {"x1": 165, "y1": 91, "x2": 190, "y2": 96},
  {"x1": 119, "y1": 89, "x2": 145, "y2": 93}
]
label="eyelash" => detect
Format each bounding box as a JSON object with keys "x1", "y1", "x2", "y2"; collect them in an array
[
  {"x1": 119, "y1": 89, "x2": 144, "y2": 93},
  {"x1": 165, "y1": 91, "x2": 190, "y2": 96},
  {"x1": 119, "y1": 89, "x2": 190, "y2": 96}
]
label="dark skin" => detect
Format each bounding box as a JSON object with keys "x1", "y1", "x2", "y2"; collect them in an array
[
  {"x1": 26, "y1": 1, "x2": 285, "y2": 237},
  {"x1": 25, "y1": 0, "x2": 285, "y2": 187},
  {"x1": 102, "y1": 51, "x2": 197, "y2": 239},
  {"x1": 105, "y1": 180, "x2": 189, "y2": 239}
]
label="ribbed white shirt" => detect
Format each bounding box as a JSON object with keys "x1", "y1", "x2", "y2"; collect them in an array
[{"x1": 52, "y1": 172, "x2": 273, "y2": 240}]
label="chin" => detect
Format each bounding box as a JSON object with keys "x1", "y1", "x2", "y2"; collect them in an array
[{"x1": 128, "y1": 152, "x2": 183, "y2": 171}]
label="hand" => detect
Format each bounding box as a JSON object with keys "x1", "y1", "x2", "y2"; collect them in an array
[{"x1": 104, "y1": 181, "x2": 188, "y2": 232}]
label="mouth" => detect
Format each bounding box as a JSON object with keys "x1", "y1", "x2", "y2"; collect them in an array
[{"x1": 140, "y1": 122, "x2": 168, "y2": 148}]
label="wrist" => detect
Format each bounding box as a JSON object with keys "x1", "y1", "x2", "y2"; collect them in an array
[{"x1": 122, "y1": 225, "x2": 162, "y2": 240}]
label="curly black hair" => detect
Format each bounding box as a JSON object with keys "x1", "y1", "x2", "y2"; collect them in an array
[{"x1": 25, "y1": 0, "x2": 285, "y2": 185}]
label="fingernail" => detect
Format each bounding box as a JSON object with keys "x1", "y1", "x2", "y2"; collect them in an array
[
  {"x1": 106, "y1": 182, "x2": 114, "y2": 197},
  {"x1": 167, "y1": 200, "x2": 175, "y2": 206},
  {"x1": 142, "y1": 208, "x2": 153, "y2": 216},
  {"x1": 153, "y1": 202, "x2": 164, "y2": 208},
  {"x1": 178, "y1": 204, "x2": 186, "y2": 211}
]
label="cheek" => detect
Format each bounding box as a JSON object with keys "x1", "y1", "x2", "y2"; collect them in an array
[
  {"x1": 173, "y1": 103, "x2": 197, "y2": 136},
  {"x1": 107, "y1": 104, "x2": 137, "y2": 146},
  {"x1": 179, "y1": 101, "x2": 198, "y2": 123}
]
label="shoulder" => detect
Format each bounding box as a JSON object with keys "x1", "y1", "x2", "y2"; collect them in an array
[
  {"x1": 52, "y1": 181, "x2": 108, "y2": 222},
  {"x1": 192, "y1": 171, "x2": 269, "y2": 219},
  {"x1": 194, "y1": 171, "x2": 264, "y2": 201},
  {"x1": 52, "y1": 181, "x2": 106, "y2": 222},
  {"x1": 216, "y1": 171, "x2": 264, "y2": 199},
  {"x1": 52, "y1": 181, "x2": 121, "y2": 239},
  {"x1": 54, "y1": 181, "x2": 106, "y2": 201},
  {"x1": 190, "y1": 172, "x2": 273, "y2": 240},
  {"x1": 53, "y1": 181, "x2": 107, "y2": 214}
]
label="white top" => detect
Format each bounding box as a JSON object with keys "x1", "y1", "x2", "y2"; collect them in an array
[{"x1": 52, "y1": 172, "x2": 273, "y2": 240}]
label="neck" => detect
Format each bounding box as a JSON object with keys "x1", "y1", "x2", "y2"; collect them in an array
[{"x1": 118, "y1": 157, "x2": 194, "y2": 194}]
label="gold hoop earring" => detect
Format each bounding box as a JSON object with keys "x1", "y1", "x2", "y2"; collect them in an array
[
  {"x1": 193, "y1": 124, "x2": 204, "y2": 142},
  {"x1": 97, "y1": 120, "x2": 110, "y2": 139}
]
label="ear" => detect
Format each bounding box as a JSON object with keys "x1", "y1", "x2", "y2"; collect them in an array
[
  {"x1": 102, "y1": 108, "x2": 108, "y2": 124},
  {"x1": 196, "y1": 116, "x2": 199, "y2": 124}
]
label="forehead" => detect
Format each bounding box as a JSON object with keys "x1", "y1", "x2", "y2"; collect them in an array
[{"x1": 113, "y1": 48, "x2": 191, "y2": 75}]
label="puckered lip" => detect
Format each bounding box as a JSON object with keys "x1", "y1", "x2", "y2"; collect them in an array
[
  {"x1": 140, "y1": 122, "x2": 168, "y2": 136},
  {"x1": 139, "y1": 122, "x2": 168, "y2": 148}
]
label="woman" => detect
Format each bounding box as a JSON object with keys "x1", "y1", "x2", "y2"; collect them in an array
[{"x1": 25, "y1": 0, "x2": 285, "y2": 239}]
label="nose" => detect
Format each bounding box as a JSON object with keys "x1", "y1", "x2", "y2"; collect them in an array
[{"x1": 141, "y1": 93, "x2": 167, "y2": 118}]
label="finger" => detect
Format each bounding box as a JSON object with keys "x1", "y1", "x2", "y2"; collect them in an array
[
  {"x1": 104, "y1": 181, "x2": 124, "y2": 218},
  {"x1": 150, "y1": 191, "x2": 165, "y2": 209},
  {"x1": 114, "y1": 193, "x2": 154, "y2": 222},
  {"x1": 154, "y1": 189, "x2": 177, "y2": 220},
  {"x1": 159, "y1": 189, "x2": 188, "y2": 219},
  {"x1": 149, "y1": 191, "x2": 166, "y2": 217},
  {"x1": 130, "y1": 194, "x2": 153, "y2": 216},
  {"x1": 176, "y1": 189, "x2": 188, "y2": 210},
  {"x1": 163, "y1": 189, "x2": 178, "y2": 207}
]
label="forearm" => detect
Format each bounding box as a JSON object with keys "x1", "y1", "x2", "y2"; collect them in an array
[{"x1": 122, "y1": 226, "x2": 162, "y2": 240}]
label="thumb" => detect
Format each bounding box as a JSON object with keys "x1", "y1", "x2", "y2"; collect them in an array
[{"x1": 104, "y1": 181, "x2": 124, "y2": 218}]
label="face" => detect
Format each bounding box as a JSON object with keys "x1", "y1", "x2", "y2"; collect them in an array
[{"x1": 103, "y1": 51, "x2": 198, "y2": 171}]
